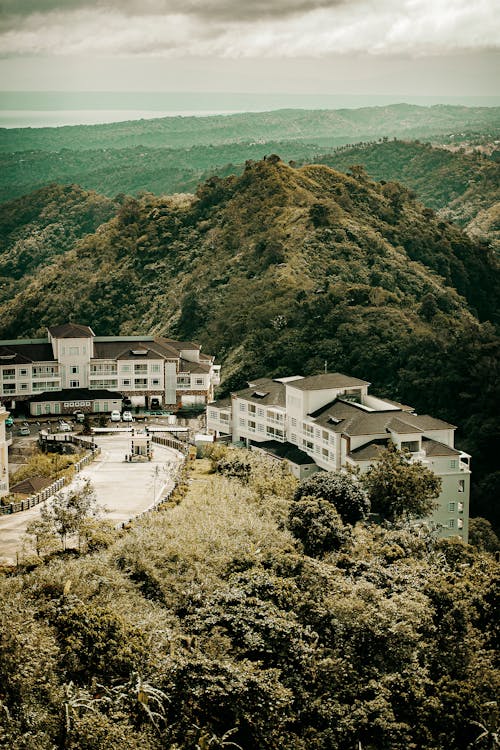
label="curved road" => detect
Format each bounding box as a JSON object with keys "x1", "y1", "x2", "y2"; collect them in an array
[{"x1": 0, "y1": 433, "x2": 183, "y2": 565}]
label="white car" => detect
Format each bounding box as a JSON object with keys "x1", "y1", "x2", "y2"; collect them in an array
[
  {"x1": 58, "y1": 421, "x2": 71, "y2": 432},
  {"x1": 122, "y1": 411, "x2": 133, "y2": 422},
  {"x1": 110, "y1": 410, "x2": 121, "y2": 422}
]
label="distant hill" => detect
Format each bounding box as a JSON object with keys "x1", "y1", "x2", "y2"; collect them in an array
[
  {"x1": 1, "y1": 104, "x2": 499, "y2": 153},
  {"x1": 313, "y1": 139, "x2": 500, "y2": 252},
  {"x1": 0, "y1": 159, "x2": 498, "y2": 521}
]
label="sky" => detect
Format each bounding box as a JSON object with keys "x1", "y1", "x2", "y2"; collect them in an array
[{"x1": 0, "y1": 0, "x2": 498, "y2": 98}]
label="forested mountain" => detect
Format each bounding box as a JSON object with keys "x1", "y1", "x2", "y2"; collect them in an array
[
  {"x1": 1, "y1": 104, "x2": 499, "y2": 153},
  {"x1": 0, "y1": 450, "x2": 498, "y2": 750},
  {"x1": 0, "y1": 158, "x2": 499, "y2": 523},
  {"x1": 314, "y1": 140, "x2": 500, "y2": 252}
]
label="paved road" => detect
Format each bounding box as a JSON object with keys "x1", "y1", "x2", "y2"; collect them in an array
[{"x1": 0, "y1": 433, "x2": 183, "y2": 565}]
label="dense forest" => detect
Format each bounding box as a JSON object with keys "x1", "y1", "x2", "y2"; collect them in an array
[
  {"x1": 0, "y1": 158, "x2": 499, "y2": 527},
  {"x1": 0, "y1": 449, "x2": 498, "y2": 749}
]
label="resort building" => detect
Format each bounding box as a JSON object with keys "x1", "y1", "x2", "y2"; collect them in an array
[
  {"x1": 0, "y1": 323, "x2": 220, "y2": 416},
  {"x1": 207, "y1": 373, "x2": 471, "y2": 541},
  {"x1": 0, "y1": 405, "x2": 9, "y2": 498}
]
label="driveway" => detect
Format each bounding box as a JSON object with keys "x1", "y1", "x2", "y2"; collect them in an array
[{"x1": 0, "y1": 433, "x2": 183, "y2": 565}]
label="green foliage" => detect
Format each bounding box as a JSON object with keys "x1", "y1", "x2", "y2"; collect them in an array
[
  {"x1": 468, "y1": 517, "x2": 500, "y2": 552},
  {"x1": 294, "y1": 471, "x2": 370, "y2": 525},
  {"x1": 288, "y1": 496, "x2": 352, "y2": 556},
  {"x1": 363, "y1": 445, "x2": 441, "y2": 522}
]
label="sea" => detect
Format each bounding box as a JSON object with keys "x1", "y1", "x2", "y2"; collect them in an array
[{"x1": 1, "y1": 91, "x2": 498, "y2": 129}]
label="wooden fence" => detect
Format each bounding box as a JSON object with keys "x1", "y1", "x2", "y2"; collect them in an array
[{"x1": 0, "y1": 447, "x2": 101, "y2": 516}]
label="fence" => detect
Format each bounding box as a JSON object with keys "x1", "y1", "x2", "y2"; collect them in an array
[
  {"x1": 152, "y1": 433, "x2": 189, "y2": 455},
  {"x1": 0, "y1": 446, "x2": 101, "y2": 516}
]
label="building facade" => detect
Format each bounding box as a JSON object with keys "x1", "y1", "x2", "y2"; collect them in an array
[
  {"x1": 0, "y1": 405, "x2": 9, "y2": 498},
  {"x1": 0, "y1": 323, "x2": 220, "y2": 415},
  {"x1": 207, "y1": 373, "x2": 471, "y2": 541}
]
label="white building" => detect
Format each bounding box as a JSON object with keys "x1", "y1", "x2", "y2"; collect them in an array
[
  {"x1": 0, "y1": 405, "x2": 10, "y2": 498},
  {"x1": 0, "y1": 323, "x2": 220, "y2": 415},
  {"x1": 207, "y1": 373, "x2": 471, "y2": 541}
]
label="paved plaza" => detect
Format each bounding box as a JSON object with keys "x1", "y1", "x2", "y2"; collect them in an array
[{"x1": 0, "y1": 433, "x2": 183, "y2": 565}]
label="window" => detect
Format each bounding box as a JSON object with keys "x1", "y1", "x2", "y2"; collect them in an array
[
  {"x1": 248, "y1": 404, "x2": 256, "y2": 414},
  {"x1": 239, "y1": 418, "x2": 245, "y2": 427},
  {"x1": 291, "y1": 417, "x2": 297, "y2": 427},
  {"x1": 2, "y1": 368, "x2": 15, "y2": 380},
  {"x1": 239, "y1": 402, "x2": 246, "y2": 412},
  {"x1": 257, "y1": 407, "x2": 264, "y2": 417},
  {"x1": 448, "y1": 519, "x2": 455, "y2": 529},
  {"x1": 151, "y1": 364, "x2": 161, "y2": 372},
  {"x1": 70, "y1": 366, "x2": 79, "y2": 374},
  {"x1": 20, "y1": 384, "x2": 28, "y2": 390},
  {"x1": 322, "y1": 447, "x2": 329, "y2": 458},
  {"x1": 258, "y1": 424, "x2": 265, "y2": 432},
  {"x1": 401, "y1": 440, "x2": 420, "y2": 453},
  {"x1": 248, "y1": 420, "x2": 256, "y2": 432},
  {"x1": 122, "y1": 379, "x2": 131, "y2": 386},
  {"x1": 458, "y1": 479, "x2": 465, "y2": 493},
  {"x1": 69, "y1": 379, "x2": 80, "y2": 388},
  {"x1": 134, "y1": 364, "x2": 148, "y2": 373},
  {"x1": 195, "y1": 378, "x2": 205, "y2": 386},
  {"x1": 209, "y1": 410, "x2": 218, "y2": 420},
  {"x1": 458, "y1": 502, "x2": 464, "y2": 513},
  {"x1": 134, "y1": 378, "x2": 148, "y2": 388},
  {"x1": 450, "y1": 460, "x2": 458, "y2": 469},
  {"x1": 19, "y1": 368, "x2": 28, "y2": 377},
  {"x1": 121, "y1": 365, "x2": 131, "y2": 373},
  {"x1": 151, "y1": 378, "x2": 160, "y2": 386},
  {"x1": 448, "y1": 501, "x2": 456, "y2": 512},
  {"x1": 458, "y1": 518, "x2": 463, "y2": 529},
  {"x1": 291, "y1": 433, "x2": 297, "y2": 443}
]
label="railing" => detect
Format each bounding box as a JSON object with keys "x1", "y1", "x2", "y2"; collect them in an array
[
  {"x1": 0, "y1": 447, "x2": 101, "y2": 515},
  {"x1": 152, "y1": 433, "x2": 189, "y2": 455}
]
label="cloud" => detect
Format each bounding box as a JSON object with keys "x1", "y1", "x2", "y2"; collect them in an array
[{"x1": 0, "y1": 0, "x2": 498, "y2": 58}]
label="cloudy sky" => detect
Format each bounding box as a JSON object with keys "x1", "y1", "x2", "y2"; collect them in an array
[{"x1": 0, "y1": 0, "x2": 498, "y2": 96}]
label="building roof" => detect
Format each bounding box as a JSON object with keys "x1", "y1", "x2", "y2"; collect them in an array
[
  {"x1": 286, "y1": 373, "x2": 370, "y2": 391},
  {"x1": 250, "y1": 440, "x2": 315, "y2": 466},
  {"x1": 312, "y1": 399, "x2": 455, "y2": 437},
  {"x1": 0, "y1": 343, "x2": 55, "y2": 363},
  {"x1": 179, "y1": 359, "x2": 212, "y2": 374},
  {"x1": 28, "y1": 388, "x2": 123, "y2": 403},
  {"x1": 48, "y1": 323, "x2": 95, "y2": 338},
  {"x1": 208, "y1": 397, "x2": 232, "y2": 409},
  {"x1": 422, "y1": 437, "x2": 461, "y2": 457},
  {"x1": 93, "y1": 339, "x2": 179, "y2": 361},
  {"x1": 235, "y1": 379, "x2": 286, "y2": 407},
  {"x1": 10, "y1": 476, "x2": 54, "y2": 496},
  {"x1": 349, "y1": 439, "x2": 390, "y2": 461}
]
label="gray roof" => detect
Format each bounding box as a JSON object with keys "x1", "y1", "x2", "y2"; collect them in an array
[
  {"x1": 29, "y1": 388, "x2": 123, "y2": 403},
  {"x1": 0, "y1": 343, "x2": 55, "y2": 363},
  {"x1": 209, "y1": 397, "x2": 232, "y2": 409},
  {"x1": 179, "y1": 359, "x2": 211, "y2": 374},
  {"x1": 286, "y1": 373, "x2": 370, "y2": 391},
  {"x1": 422, "y1": 437, "x2": 461, "y2": 457},
  {"x1": 312, "y1": 399, "x2": 455, "y2": 437},
  {"x1": 235, "y1": 379, "x2": 286, "y2": 407},
  {"x1": 93, "y1": 339, "x2": 180, "y2": 361},
  {"x1": 349, "y1": 439, "x2": 390, "y2": 461},
  {"x1": 48, "y1": 323, "x2": 94, "y2": 338},
  {"x1": 251, "y1": 440, "x2": 315, "y2": 466}
]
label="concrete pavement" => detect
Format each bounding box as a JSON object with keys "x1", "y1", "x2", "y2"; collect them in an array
[{"x1": 0, "y1": 433, "x2": 183, "y2": 565}]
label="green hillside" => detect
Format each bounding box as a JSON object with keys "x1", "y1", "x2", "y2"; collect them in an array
[
  {"x1": 314, "y1": 139, "x2": 500, "y2": 251},
  {"x1": 0, "y1": 451, "x2": 498, "y2": 750},
  {"x1": 0, "y1": 158, "x2": 498, "y2": 522},
  {"x1": 1, "y1": 103, "x2": 499, "y2": 152}
]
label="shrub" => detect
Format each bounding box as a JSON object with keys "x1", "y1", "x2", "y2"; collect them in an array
[
  {"x1": 294, "y1": 472, "x2": 370, "y2": 525},
  {"x1": 288, "y1": 497, "x2": 351, "y2": 557}
]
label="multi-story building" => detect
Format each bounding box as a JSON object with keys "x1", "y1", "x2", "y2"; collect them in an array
[
  {"x1": 0, "y1": 323, "x2": 220, "y2": 415},
  {"x1": 0, "y1": 405, "x2": 9, "y2": 498},
  {"x1": 207, "y1": 373, "x2": 471, "y2": 541}
]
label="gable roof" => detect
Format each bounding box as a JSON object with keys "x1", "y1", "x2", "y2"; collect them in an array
[
  {"x1": 10, "y1": 476, "x2": 54, "y2": 496},
  {"x1": 0, "y1": 343, "x2": 55, "y2": 363},
  {"x1": 234, "y1": 379, "x2": 286, "y2": 407},
  {"x1": 48, "y1": 323, "x2": 95, "y2": 339}
]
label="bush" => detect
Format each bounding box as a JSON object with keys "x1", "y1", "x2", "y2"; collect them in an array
[
  {"x1": 288, "y1": 496, "x2": 351, "y2": 557},
  {"x1": 294, "y1": 472, "x2": 370, "y2": 525}
]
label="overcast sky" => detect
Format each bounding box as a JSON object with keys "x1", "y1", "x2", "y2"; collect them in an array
[{"x1": 0, "y1": 0, "x2": 498, "y2": 96}]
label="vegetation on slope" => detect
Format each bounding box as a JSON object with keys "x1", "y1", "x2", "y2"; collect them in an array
[
  {"x1": 314, "y1": 139, "x2": 500, "y2": 251},
  {"x1": 0, "y1": 451, "x2": 498, "y2": 750},
  {"x1": 1, "y1": 104, "x2": 499, "y2": 153},
  {"x1": 0, "y1": 184, "x2": 118, "y2": 305},
  {"x1": 0, "y1": 157, "x2": 498, "y2": 523}
]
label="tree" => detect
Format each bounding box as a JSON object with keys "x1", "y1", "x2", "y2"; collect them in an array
[
  {"x1": 45, "y1": 478, "x2": 103, "y2": 551},
  {"x1": 288, "y1": 496, "x2": 351, "y2": 557},
  {"x1": 293, "y1": 471, "x2": 370, "y2": 525},
  {"x1": 468, "y1": 518, "x2": 500, "y2": 552},
  {"x1": 362, "y1": 444, "x2": 441, "y2": 522}
]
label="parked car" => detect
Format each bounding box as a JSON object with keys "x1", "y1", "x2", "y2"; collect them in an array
[
  {"x1": 73, "y1": 411, "x2": 85, "y2": 423},
  {"x1": 122, "y1": 411, "x2": 133, "y2": 422},
  {"x1": 58, "y1": 420, "x2": 72, "y2": 432},
  {"x1": 5, "y1": 416, "x2": 14, "y2": 428},
  {"x1": 110, "y1": 410, "x2": 121, "y2": 422},
  {"x1": 150, "y1": 398, "x2": 161, "y2": 410},
  {"x1": 19, "y1": 423, "x2": 30, "y2": 436}
]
